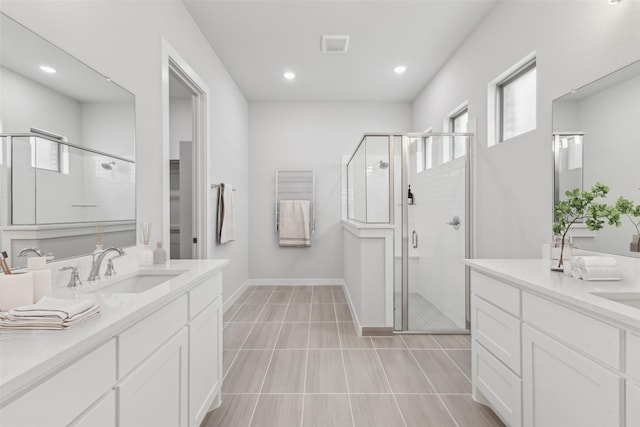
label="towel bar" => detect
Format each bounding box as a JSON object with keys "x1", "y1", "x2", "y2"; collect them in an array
[{"x1": 211, "y1": 184, "x2": 236, "y2": 191}]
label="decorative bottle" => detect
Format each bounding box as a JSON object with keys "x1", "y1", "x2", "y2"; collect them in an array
[
  {"x1": 408, "y1": 185, "x2": 414, "y2": 205},
  {"x1": 153, "y1": 242, "x2": 167, "y2": 264}
]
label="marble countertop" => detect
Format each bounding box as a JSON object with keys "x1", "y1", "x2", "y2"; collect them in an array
[
  {"x1": 0, "y1": 259, "x2": 228, "y2": 404},
  {"x1": 465, "y1": 257, "x2": 640, "y2": 332}
]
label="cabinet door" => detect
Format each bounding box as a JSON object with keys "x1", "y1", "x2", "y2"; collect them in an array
[
  {"x1": 70, "y1": 391, "x2": 116, "y2": 427},
  {"x1": 522, "y1": 325, "x2": 622, "y2": 427},
  {"x1": 189, "y1": 296, "x2": 223, "y2": 427},
  {"x1": 117, "y1": 328, "x2": 188, "y2": 427}
]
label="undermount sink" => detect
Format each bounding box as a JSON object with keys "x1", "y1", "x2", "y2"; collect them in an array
[
  {"x1": 90, "y1": 270, "x2": 187, "y2": 294},
  {"x1": 590, "y1": 292, "x2": 640, "y2": 309}
]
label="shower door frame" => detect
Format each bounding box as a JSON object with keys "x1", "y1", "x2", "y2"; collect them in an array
[{"x1": 394, "y1": 132, "x2": 474, "y2": 334}]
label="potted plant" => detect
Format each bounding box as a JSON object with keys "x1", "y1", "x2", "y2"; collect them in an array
[
  {"x1": 615, "y1": 197, "x2": 640, "y2": 252},
  {"x1": 552, "y1": 183, "x2": 621, "y2": 271}
]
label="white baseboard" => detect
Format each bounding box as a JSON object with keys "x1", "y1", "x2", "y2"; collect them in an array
[
  {"x1": 342, "y1": 283, "x2": 363, "y2": 335},
  {"x1": 247, "y1": 278, "x2": 346, "y2": 287},
  {"x1": 223, "y1": 280, "x2": 250, "y2": 312}
]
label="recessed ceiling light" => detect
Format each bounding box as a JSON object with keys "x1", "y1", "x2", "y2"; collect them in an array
[
  {"x1": 283, "y1": 71, "x2": 296, "y2": 80},
  {"x1": 608, "y1": 0, "x2": 622, "y2": 4},
  {"x1": 394, "y1": 65, "x2": 407, "y2": 75},
  {"x1": 39, "y1": 65, "x2": 56, "y2": 74}
]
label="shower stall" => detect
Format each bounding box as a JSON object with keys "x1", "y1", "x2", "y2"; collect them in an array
[{"x1": 345, "y1": 132, "x2": 473, "y2": 333}]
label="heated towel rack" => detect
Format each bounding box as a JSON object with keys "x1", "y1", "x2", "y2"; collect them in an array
[{"x1": 275, "y1": 169, "x2": 315, "y2": 233}]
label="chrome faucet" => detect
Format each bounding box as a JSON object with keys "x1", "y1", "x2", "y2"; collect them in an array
[
  {"x1": 88, "y1": 247, "x2": 126, "y2": 281},
  {"x1": 18, "y1": 247, "x2": 45, "y2": 257}
]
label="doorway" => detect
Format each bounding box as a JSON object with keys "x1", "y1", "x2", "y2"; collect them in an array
[
  {"x1": 169, "y1": 72, "x2": 195, "y2": 259},
  {"x1": 162, "y1": 40, "x2": 210, "y2": 260}
]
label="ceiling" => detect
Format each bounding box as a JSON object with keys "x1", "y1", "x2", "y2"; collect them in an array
[
  {"x1": 183, "y1": 0, "x2": 497, "y2": 102},
  {"x1": 0, "y1": 14, "x2": 133, "y2": 103}
]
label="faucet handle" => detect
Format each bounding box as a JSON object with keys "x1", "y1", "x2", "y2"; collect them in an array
[
  {"x1": 104, "y1": 256, "x2": 121, "y2": 278},
  {"x1": 60, "y1": 266, "x2": 83, "y2": 288}
]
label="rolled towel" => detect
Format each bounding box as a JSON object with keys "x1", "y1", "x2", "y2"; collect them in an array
[
  {"x1": 573, "y1": 256, "x2": 617, "y2": 269},
  {"x1": 580, "y1": 266, "x2": 621, "y2": 281}
]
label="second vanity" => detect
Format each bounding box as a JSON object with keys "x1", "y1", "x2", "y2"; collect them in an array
[
  {"x1": 466, "y1": 257, "x2": 640, "y2": 427},
  {"x1": 0, "y1": 259, "x2": 227, "y2": 427}
]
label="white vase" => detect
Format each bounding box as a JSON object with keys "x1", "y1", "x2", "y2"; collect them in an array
[
  {"x1": 139, "y1": 245, "x2": 153, "y2": 266},
  {"x1": 550, "y1": 237, "x2": 573, "y2": 272}
]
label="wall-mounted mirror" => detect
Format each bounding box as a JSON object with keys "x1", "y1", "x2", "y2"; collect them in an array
[
  {"x1": 553, "y1": 58, "x2": 640, "y2": 258},
  {"x1": 0, "y1": 13, "x2": 136, "y2": 268}
]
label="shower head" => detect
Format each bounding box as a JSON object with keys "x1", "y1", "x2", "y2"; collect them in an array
[
  {"x1": 378, "y1": 160, "x2": 389, "y2": 169},
  {"x1": 101, "y1": 161, "x2": 116, "y2": 170}
]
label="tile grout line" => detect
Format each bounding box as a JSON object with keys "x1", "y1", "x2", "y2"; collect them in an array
[
  {"x1": 299, "y1": 287, "x2": 313, "y2": 427},
  {"x1": 222, "y1": 290, "x2": 274, "y2": 383},
  {"x1": 434, "y1": 337, "x2": 473, "y2": 384},
  {"x1": 405, "y1": 343, "x2": 462, "y2": 427},
  {"x1": 333, "y1": 288, "x2": 356, "y2": 427},
  {"x1": 229, "y1": 289, "x2": 274, "y2": 426},
  {"x1": 370, "y1": 346, "x2": 408, "y2": 427}
]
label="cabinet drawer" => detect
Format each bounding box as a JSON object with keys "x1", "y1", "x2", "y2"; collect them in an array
[
  {"x1": 471, "y1": 271, "x2": 520, "y2": 316},
  {"x1": 119, "y1": 295, "x2": 188, "y2": 378},
  {"x1": 472, "y1": 295, "x2": 521, "y2": 374},
  {"x1": 627, "y1": 331, "x2": 640, "y2": 382},
  {"x1": 474, "y1": 341, "x2": 522, "y2": 427},
  {"x1": 522, "y1": 293, "x2": 620, "y2": 370},
  {"x1": 70, "y1": 390, "x2": 116, "y2": 427},
  {"x1": 1, "y1": 339, "x2": 116, "y2": 427},
  {"x1": 628, "y1": 380, "x2": 640, "y2": 427},
  {"x1": 189, "y1": 273, "x2": 222, "y2": 320}
]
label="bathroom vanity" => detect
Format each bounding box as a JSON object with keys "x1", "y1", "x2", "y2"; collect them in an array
[
  {"x1": 0, "y1": 259, "x2": 227, "y2": 427},
  {"x1": 466, "y1": 258, "x2": 640, "y2": 427}
]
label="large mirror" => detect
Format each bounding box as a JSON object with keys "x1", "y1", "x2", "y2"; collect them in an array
[
  {"x1": 553, "y1": 59, "x2": 640, "y2": 258},
  {"x1": 0, "y1": 13, "x2": 136, "y2": 268}
]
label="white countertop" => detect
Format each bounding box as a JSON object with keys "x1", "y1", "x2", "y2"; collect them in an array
[
  {"x1": 465, "y1": 257, "x2": 640, "y2": 332},
  {"x1": 0, "y1": 259, "x2": 228, "y2": 404}
]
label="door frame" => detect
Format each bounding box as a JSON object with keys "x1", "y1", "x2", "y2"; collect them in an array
[
  {"x1": 161, "y1": 39, "x2": 209, "y2": 259},
  {"x1": 398, "y1": 132, "x2": 474, "y2": 333}
]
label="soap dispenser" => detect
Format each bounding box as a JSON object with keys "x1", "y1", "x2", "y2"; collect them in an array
[{"x1": 408, "y1": 185, "x2": 414, "y2": 205}]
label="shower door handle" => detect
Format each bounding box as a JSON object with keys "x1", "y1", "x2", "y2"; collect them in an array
[{"x1": 412, "y1": 230, "x2": 418, "y2": 248}]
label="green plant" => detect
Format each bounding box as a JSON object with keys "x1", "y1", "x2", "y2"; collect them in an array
[
  {"x1": 615, "y1": 196, "x2": 640, "y2": 235},
  {"x1": 552, "y1": 183, "x2": 621, "y2": 268}
]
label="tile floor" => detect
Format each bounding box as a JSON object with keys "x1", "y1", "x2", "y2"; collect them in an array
[{"x1": 202, "y1": 285, "x2": 505, "y2": 427}]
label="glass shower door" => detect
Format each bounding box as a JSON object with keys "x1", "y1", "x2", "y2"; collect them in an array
[{"x1": 395, "y1": 134, "x2": 470, "y2": 332}]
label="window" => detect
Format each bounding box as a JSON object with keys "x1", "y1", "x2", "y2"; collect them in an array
[
  {"x1": 425, "y1": 135, "x2": 434, "y2": 170},
  {"x1": 450, "y1": 108, "x2": 468, "y2": 159},
  {"x1": 30, "y1": 137, "x2": 68, "y2": 173},
  {"x1": 416, "y1": 138, "x2": 424, "y2": 173},
  {"x1": 497, "y1": 60, "x2": 536, "y2": 142}
]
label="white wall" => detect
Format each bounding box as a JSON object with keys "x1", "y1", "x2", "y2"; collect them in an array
[
  {"x1": 81, "y1": 101, "x2": 135, "y2": 159},
  {"x1": 1, "y1": 66, "x2": 81, "y2": 141},
  {"x1": 2, "y1": 1, "x2": 250, "y2": 300},
  {"x1": 579, "y1": 75, "x2": 640, "y2": 256},
  {"x1": 412, "y1": 0, "x2": 640, "y2": 259},
  {"x1": 249, "y1": 102, "x2": 410, "y2": 279}
]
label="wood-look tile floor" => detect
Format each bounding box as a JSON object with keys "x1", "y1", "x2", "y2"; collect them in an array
[{"x1": 202, "y1": 285, "x2": 505, "y2": 427}]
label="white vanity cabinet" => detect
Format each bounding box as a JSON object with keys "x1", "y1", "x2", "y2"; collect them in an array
[
  {"x1": 0, "y1": 339, "x2": 116, "y2": 427},
  {"x1": 468, "y1": 263, "x2": 639, "y2": 427},
  {"x1": 0, "y1": 262, "x2": 226, "y2": 427},
  {"x1": 188, "y1": 273, "x2": 223, "y2": 427}
]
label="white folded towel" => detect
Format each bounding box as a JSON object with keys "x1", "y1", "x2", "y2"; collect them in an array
[
  {"x1": 576, "y1": 266, "x2": 621, "y2": 281},
  {"x1": 573, "y1": 256, "x2": 617, "y2": 269},
  {"x1": 278, "y1": 200, "x2": 311, "y2": 247},
  {"x1": 9, "y1": 296, "x2": 96, "y2": 319},
  {"x1": 0, "y1": 297, "x2": 100, "y2": 329}
]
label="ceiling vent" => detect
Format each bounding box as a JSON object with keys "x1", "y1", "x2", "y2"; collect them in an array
[{"x1": 321, "y1": 35, "x2": 350, "y2": 54}]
